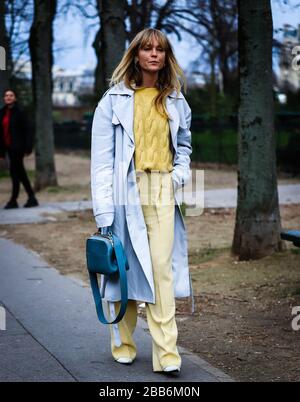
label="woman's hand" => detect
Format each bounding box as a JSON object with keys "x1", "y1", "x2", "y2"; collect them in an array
[{"x1": 99, "y1": 226, "x2": 110, "y2": 235}]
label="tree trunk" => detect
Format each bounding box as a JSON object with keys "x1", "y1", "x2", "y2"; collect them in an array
[
  {"x1": 209, "y1": 51, "x2": 217, "y2": 117},
  {"x1": 29, "y1": 0, "x2": 57, "y2": 190},
  {"x1": 219, "y1": 50, "x2": 230, "y2": 95},
  {"x1": 0, "y1": 0, "x2": 11, "y2": 106},
  {"x1": 92, "y1": 28, "x2": 104, "y2": 99},
  {"x1": 93, "y1": 0, "x2": 127, "y2": 97},
  {"x1": 232, "y1": 0, "x2": 284, "y2": 260}
]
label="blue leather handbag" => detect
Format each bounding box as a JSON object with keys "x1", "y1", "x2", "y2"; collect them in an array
[{"x1": 86, "y1": 226, "x2": 129, "y2": 324}]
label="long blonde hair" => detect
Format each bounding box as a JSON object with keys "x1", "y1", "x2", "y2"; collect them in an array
[{"x1": 109, "y1": 28, "x2": 187, "y2": 119}]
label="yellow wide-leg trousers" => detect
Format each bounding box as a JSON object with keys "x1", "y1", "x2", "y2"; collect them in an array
[{"x1": 108, "y1": 171, "x2": 181, "y2": 371}]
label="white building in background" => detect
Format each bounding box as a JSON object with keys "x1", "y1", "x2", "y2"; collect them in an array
[
  {"x1": 52, "y1": 66, "x2": 94, "y2": 106},
  {"x1": 13, "y1": 59, "x2": 94, "y2": 106},
  {"x1": 278, "y1": 24, "x2": 300, "y2": 92}
]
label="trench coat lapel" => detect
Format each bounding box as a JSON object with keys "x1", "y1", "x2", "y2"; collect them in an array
[
  {"x1": 110, "y1": 83, "x2": 181, "y2": 151},
  {"x1": 112, "y1": 95, "x2": 135, "y2": 145},
  {"x1": 166, "y1": 97, "x2": 179, "y2": 152}
]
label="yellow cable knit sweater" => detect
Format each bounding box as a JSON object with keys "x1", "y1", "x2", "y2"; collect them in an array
[{"x1": 133, "y1": 87, "x2": 173, "y2": 172}]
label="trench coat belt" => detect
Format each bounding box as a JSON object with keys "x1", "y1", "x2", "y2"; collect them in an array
[{"x1": 109, "y1": 302, "x2": 122, "y2": 347}]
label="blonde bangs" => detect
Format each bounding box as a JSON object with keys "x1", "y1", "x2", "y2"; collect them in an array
[
  {"x1": 109, "y1": 28, "x2": 187, "y2": 119},
  {"x1": 138, "y1": 30, "x2": 169, "y2": 52}
]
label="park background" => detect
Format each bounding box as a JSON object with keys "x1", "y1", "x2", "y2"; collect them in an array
[{"x1": 0, "y1": 0, "x2": 300, "y2": 382}]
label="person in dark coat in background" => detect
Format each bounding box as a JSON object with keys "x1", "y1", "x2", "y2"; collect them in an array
[{"x1": 0, "y1": 89, "x2": 39, "y2": 209}]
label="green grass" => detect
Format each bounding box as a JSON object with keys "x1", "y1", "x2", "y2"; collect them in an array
[
  {"x1": 188, "y1": 248, "x2": 300, "y2": 298},
  {"x1": 0, "y1": 170, "x2": 10, "y2": 179},
  {"x1": 46, "y1": 184, "x2": 85, "y2": 193},
  {"x1": 188, "y1": 247, "x2": 227, "y2": 265},
  {"x1": 180, "y1": 202, "x2": 187, "y2": 216},
  {"x1": 192, "y1": 129, "x2": 238, "y2": 164},
  {"x1": 281, "y1": 286, "x2": 300, "y2": 297},
  {"x1": 276, "y1": 131, "x2": 293, "y2": 148},
  {"x1": 0, "y1": 169, "x2": 35, "y2": 180},
  {"x1": 191, "y1": 129, "x2": 296, "y2": 164}
]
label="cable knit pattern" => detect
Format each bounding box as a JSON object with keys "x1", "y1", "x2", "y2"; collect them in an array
[{"x1": 133, "y1": 87, "x2": 173, "y2": 172}]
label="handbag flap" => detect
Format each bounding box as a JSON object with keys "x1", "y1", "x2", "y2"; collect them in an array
[{"x1": 86, "y1": 235, "x2": 118, "y2": 276}]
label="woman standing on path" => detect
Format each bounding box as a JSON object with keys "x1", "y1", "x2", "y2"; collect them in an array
[
  {"x1": 91, "y1": 28, "x2": 193, "y2": 375},
  {"x1": 0, "y1": 89, "x2": 38, "y2": 209}
]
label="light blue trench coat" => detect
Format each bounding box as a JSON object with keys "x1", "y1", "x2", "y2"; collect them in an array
[{"x1": 90, "y1": 80, "x2": 193, "y2": 310}]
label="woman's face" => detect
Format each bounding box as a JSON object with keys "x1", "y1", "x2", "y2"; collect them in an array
[
  {"x1": 4, "y1": 91, "x2": 17, "y2": 106},
  {"x1": 137, "y1": 36, "x2": 166, "y2": 74}
]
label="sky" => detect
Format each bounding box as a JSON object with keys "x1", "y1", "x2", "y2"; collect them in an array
[{"x1": 52, "y1": 0, "x2": 300, "y2": 73}]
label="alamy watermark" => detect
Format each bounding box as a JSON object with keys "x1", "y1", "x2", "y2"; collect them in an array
[
  {"x1": 0, "y1": 306, "x2": 6, "y2": 331},
  {"x1": 292, "y1": 46, "x2": 300, "y2": 71},
  {"x1": 0, "y1": 45, "x2": 6, "y2": 71},
  {"x1": 92, "y1": 164, "x2": 205, "y2": 216},
  {"x1": 291, "y1": 306, "x2": 300, "y2": 331}
]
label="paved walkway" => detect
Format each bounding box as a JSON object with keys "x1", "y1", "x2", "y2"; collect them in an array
[
  {"x1": 0, "y1": 238, "x2": 233, "y2": 382},
  {"x1": 0, "y1": 200, "x2": 92, "y2": 225},
  {"x1": 1, "y1": 183, "x2": 298, "y2": 380},
  {"x1": 0, "y1": 184, "x2": 299, "y2": 225}
]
